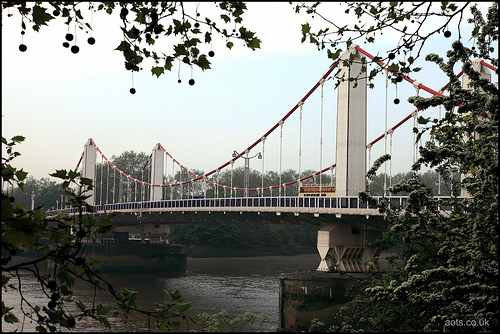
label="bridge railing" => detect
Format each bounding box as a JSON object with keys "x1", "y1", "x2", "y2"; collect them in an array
[{"x1": 45, "y1": 195, "x2": 459, "y2": 216}]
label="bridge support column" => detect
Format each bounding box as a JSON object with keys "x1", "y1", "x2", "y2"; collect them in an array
[
  {"x1": 82, "y1": 139, "x2": 96, "y2": 206},
  {"x1": 317, "y1": 223, "x2": 382, "y2": 272},
  {"x1": 150, "y1": 143, "x2": 164, "y2": 201},
  {"x1": 335, "y1": 45, "x2": 367, "y2": 197}
]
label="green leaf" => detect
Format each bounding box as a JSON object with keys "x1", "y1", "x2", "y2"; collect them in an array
[
  {"x1": 327, "y1": 49, "x2": 342, "y2": 61},
  {"x1": 388, "y1": 64, "x2": 399, "y2": 73},
  {"x1": 80, "y1": 177, "x2": 93, "y2": 187},
  {"x1": 97, "y1": 304, "x2": 112, "y2": 316},
  {"x1": 50, "y1": 169, "x2": 68, "y2": 179},
  {"x1": 2, "y1": 275, "x2": 11, "y2": 286},
  {"x1": 178, "y1": 303, "x2": 191, "y2": 312},
  {"x1": 151, "y1": 66, "x2": 165, "y2": 78},
  {"x1": 4, "y1": 313, "x2": 19, "y2": 324},
  {"x1": 301, "y1": 23, "x2": 311, "y2": 34},
  {"x1": 226, "y1": 41, "x2": 234, "y2": 49},
  {"x1": 88, "y1": 257, "x2": 100, "y2": 267},
  {"x1": 247, "y1": 37, "x2": 261, "y2": 50},
  {"x1": 173, "y1": 44, "x2": 188, "y2": 56},
  {"x1": 158, "y1": 320, "x2": 170, "y2": 331},
  {"x1": 194, "y1": 55, "x2": 211, "y2": 71},
  {"x1": 57, "y1": 270, "x2": 74, "y2": 288},
  {"x1": 2, "y1": 301, "x2": 14, "y2": 314},
  {"x1": 32, "y1": 5, "x2": 54, "y2": 31},
  {"x1": 3, "y1": 218, "x2": 46, "y2": 248},
  {"x1": 114, "y1": 41, "x2": 129, "y2": 52},
  {"x1": 164, "y1": 56, "x2": 174, "y2": 71},
  {"x1": 12, "y1": 135, "x2": 26, "y2": 143},
  {"x1": 68, "y1": 170, "x2": 79, "y2": 179},
  {"x1": 417, "y1": 116, "x2": 430, "y2": 125},
  {"x1": 75, "y1": 300, "x2": 86, "y2": 312}
]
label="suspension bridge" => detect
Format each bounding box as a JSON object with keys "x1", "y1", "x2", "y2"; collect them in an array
[{"x1": 45, "y1": 45, "x2": 495, "y2": 272}]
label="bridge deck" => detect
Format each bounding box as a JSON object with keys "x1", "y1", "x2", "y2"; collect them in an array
[{"x1": 46, "y1": 196, "x2": 457, "y2": 230}]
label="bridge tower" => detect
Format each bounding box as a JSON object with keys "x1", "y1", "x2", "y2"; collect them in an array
[
  {"x1": 460, "y1": 59, "x2": 491, "y2": 197},
  {"x1": 150, "y1": 143, "x2": 164, "y2": 201},
  {"x1": 335, "y1": 44, "x2": 367, "y2": 197},
  {"x1": 317, "y1": 45, "x2": 375, "y2": 272},
  {"x1": 82, "y1": 139, "x2": 96, "y2": 206}
]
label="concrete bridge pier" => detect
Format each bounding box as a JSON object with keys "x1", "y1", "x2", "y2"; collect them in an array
[{"x1": 317, "y1": 222, "x2": 382, "y2": 272}]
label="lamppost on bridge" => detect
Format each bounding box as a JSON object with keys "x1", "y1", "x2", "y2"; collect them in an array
[
  {"x1": 232, "y1": 150, "x2": 262, "y2": 197},
  {"x1": 27, "y1": 190, "x2": 40, "y2": 211}
]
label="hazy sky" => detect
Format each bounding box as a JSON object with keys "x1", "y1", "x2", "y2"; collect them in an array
[{"x1": 2, "y1": 2, "x2": 495, "y2": 184}]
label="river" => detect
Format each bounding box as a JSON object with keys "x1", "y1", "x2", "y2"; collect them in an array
[{"x1": 2, "y1": 253, "x2": 320, "y2": 332}]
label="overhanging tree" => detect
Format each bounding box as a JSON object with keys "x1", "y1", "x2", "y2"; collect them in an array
[
  {"x1": 2, "y1": 1, "x2": 261, "y2": 90},
  {"x1": 339, "y1": 4, "x2": 498, "y2": 332}
]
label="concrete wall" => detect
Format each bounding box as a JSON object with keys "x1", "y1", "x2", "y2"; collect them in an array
[{"x1": 279, "y1": 271, "x2": 369, "y2": 332}]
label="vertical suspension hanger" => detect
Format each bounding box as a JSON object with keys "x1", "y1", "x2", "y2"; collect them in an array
[
  {"x1": 261, "y1": 136, "x2": 266, "y2": 197},
  {"x1": 93, "y1": 152, "x2": 97, "y2": 205},
  {"x1": 279, "y1": 120, "x2": 284, "y2": 197},
  {"x1": 113, "y1": 168, "x2": 116, "y2": 203},
  {"x1": 142, "y1": 180, "x2": 145, "y2": 203},
  {"x1": 367, "y1": 144, "x2": 372, "y2": 177},
  {"x1": 412, "y1": 81, "x2": 421, "y2": 166},
  {"x1": 204, "y1": 175, "x2": 207, "y2": 198},
  {"x1": 330, "y1": 166, "x2": 334, "y2": 186},
  {"x1": 172, "y1": 158, "x2": 175, "y2": 199},
  {"x1": 141, "y1": 169, "x2": 144, "y2": 202},
  {"x1": 412, "y1": 109, "x2": 417, "y2": 166},
  {"x1": 230, "y1": 160, "x2": 234, "y2": 198},
  {"x1": 298, "y1": 101, "x2": 304, "y2": 196},
  {"x1": 438, "y1": 105, "x2": 442, "y2": 195},
  {"x1": 163, "y1": 152, "x2": 167, "y2": 200},
  {"x1": 389, "y1": 129, "x2": 393, "y2": 192},
  {"x1": 245, "y1": 151, "x2": 249, "y2": 198},
  {"x1": 384, "y1": 69, "x2": 389, "y2": 197},
  {"x1": 216, "y1": 169, "x2": 220, "y2": 199},
  {"x1": 100, "y1": 155, "x2": 104, "y2": 205},
  {"x1": 180, "y1": 168, "x2": 183, "y2": 199},
  {"x1": 106, "y1": 163, "x2": 109, "y2": 204},
  {"x1": 319, "y1": 78, "x2": 325, "y2": 193}
]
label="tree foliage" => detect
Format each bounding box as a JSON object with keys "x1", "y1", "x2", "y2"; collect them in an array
[
  {"x1": 345, "y1": 3, "x2": 498, "y2": 332},
  {"x1": 2, "y1": 1, "x2": 261, "y2": 81},
  {"x1": 2, "y1": 137, "x2": 194, "y2": 332},
  {"x1": 296, "y1": 2, "x2": 492, "y2": 87}
]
